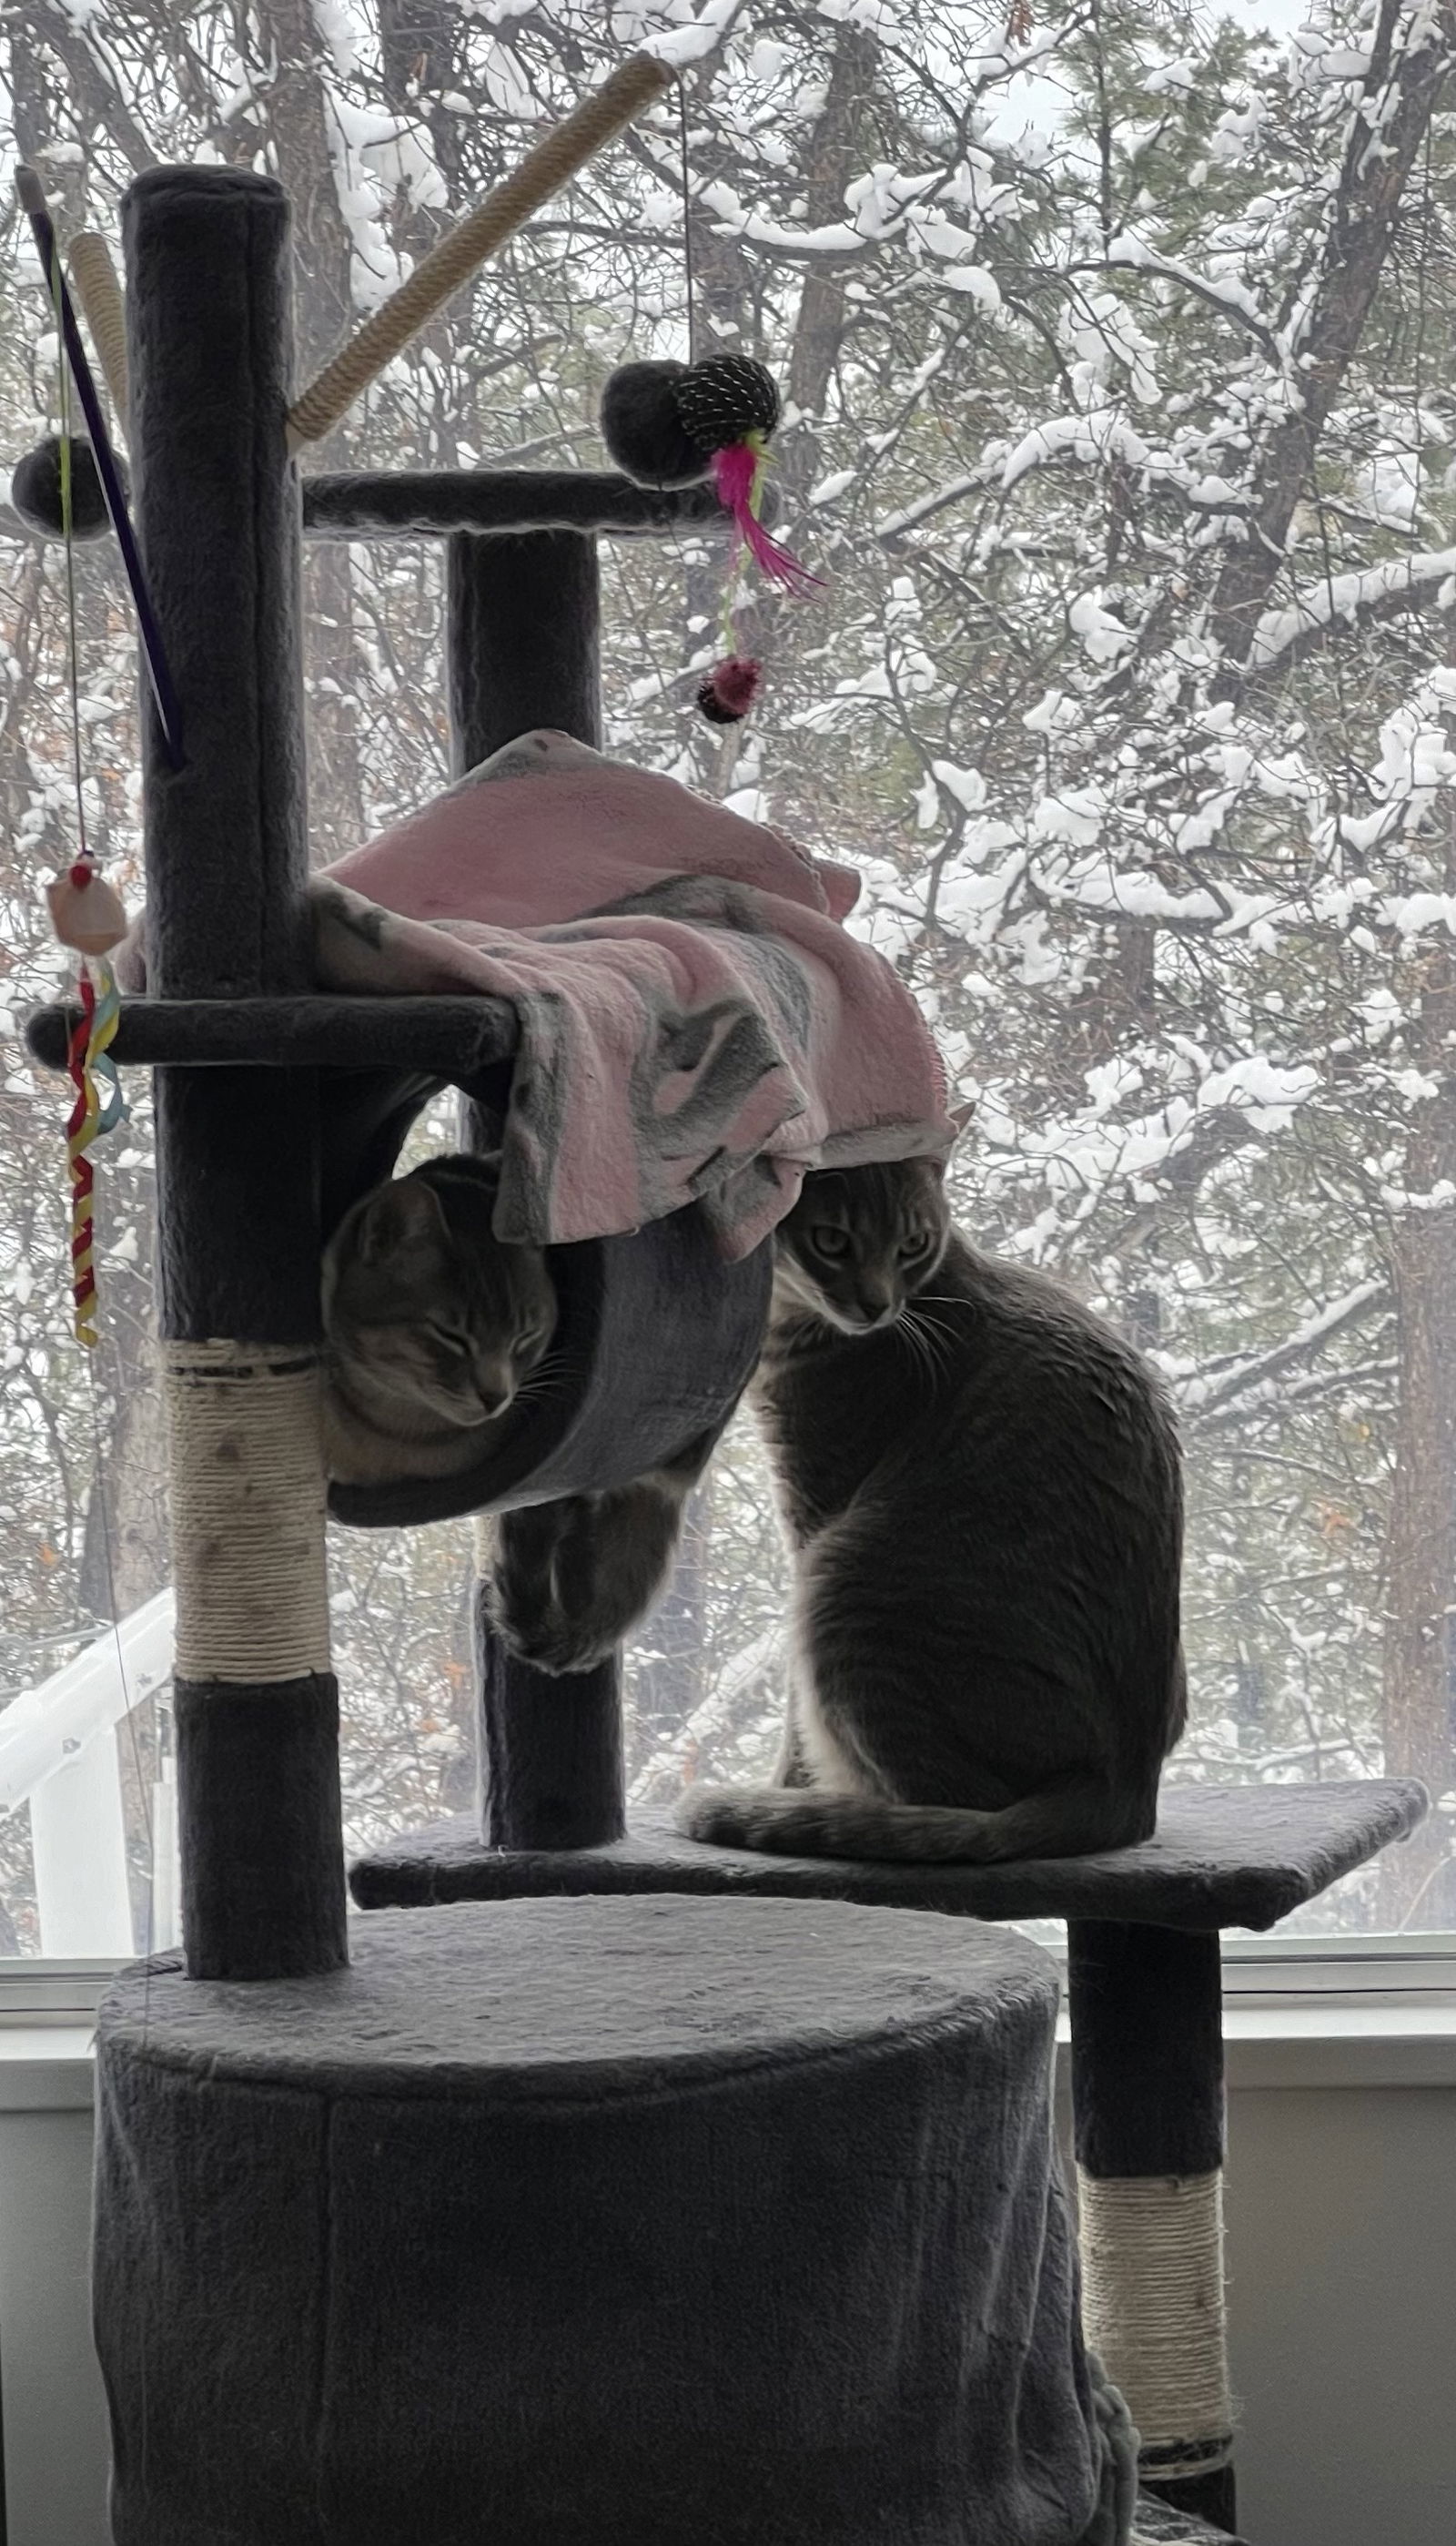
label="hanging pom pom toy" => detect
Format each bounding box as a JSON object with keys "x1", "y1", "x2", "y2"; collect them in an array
[
  {"x1": 600, "y1": 351, "x2": 822, "y2": 725},
  {"x1": 599, "y1": 360, "x2": 705, "y2": 489},
  {"x1": 695, "y1": 656, "x2": 763, "y2": 725},
  {"x1": 11, "y1": 434, "x2": 122, "y2": 542}
]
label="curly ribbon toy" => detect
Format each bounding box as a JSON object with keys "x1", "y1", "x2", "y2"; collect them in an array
[
  {"x1": 36, "y1": 198, "x2": 133, "y2": 1348},
  {"x1": 61, "y1": 924, "x2": 127, "y2": 1349}
]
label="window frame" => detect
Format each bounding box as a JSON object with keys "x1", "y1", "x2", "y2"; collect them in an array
[{"x1": 2, "y1": 1932, "x2": 1454, "y2": 2028}]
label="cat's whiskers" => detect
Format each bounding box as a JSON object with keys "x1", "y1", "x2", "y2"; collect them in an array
[
  {"x1": 905, "y1": 1305, "x2": 959, "y2": 1358},
  {"x1": 894, "y1": 1306, "x2": 948, "y2": 1386},
  {"x1": 508, "y1": 1352, "x2": 573, "y2": 1410},
  {"x1": 901, "y1": 1314, "x2": 956, "y2": 1374}
]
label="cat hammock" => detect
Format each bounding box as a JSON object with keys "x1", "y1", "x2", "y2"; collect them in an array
[{"x1": 19, "y1": 149, "x2": 1426, "y2": 2546}]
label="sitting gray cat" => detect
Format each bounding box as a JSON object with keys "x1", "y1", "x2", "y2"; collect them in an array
[
  {"x1": 676, "y1": 1158, "x2": 1186, "y2": 1863},
  {"x1": 322, "y1": 1154, "x2": 557, "y2": 1483}
]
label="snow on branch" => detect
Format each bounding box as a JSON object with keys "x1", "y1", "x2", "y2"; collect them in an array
[
  {"x1": 1102, "y1": 232, "x2": 1279, "y2": 362},
  {"x1": 877, "y1": 468, "x2": 996, "y2": 540},
  {"x1": 1175, "y1": 1279, "x2": 1390, "y2": 1422},
  {"x1": 1249, "y1": 546, "x2": 1456, "y2": 675},
  {"x1": 994, "y1": 408, "x2": 1248, "y2": 515},
  {"x1": 643, "y1": 0, "x2": 754, "y2": 69}
]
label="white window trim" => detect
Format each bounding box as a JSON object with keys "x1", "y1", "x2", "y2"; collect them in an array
[
  {"x1": 1218, "y1": 1932, "x2": 1456, "y2": 2001},
  {"x1": 3, "y1": 1933, "x2": 1456, "y2": 2109},
  {"x1": 0, "y1": 1959, "x2": 121, "y2": 2022},
  {"x1": 4, "y1": 1931, "x2": 1453, "y2": 2013}
]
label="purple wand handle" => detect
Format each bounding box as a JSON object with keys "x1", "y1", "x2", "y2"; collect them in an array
[{"x1": 16, "y1": 167, "x2": 184, "y2": 770}]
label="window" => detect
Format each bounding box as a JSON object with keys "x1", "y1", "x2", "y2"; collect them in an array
[{"x1": 3, "y1": 1, "x2": 1453, "y2": 1969}]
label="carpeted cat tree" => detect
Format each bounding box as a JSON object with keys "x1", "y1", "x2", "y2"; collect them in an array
[{"x1": 23, "y1": 94, "x2": 1427, "y2": 2546}]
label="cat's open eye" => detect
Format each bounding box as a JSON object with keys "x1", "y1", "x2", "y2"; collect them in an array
[
  {"x1": 809, "y1": 1225, "x2": 850, "y2": 1260},
  {"x1": 900, "y1": 1232, "x2": 933, "y2": 1262}
]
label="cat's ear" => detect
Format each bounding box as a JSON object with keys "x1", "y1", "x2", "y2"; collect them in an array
[
  {"x1": 358, "y1": 1176, "x2": 448, "y2": 1265},
  {"x1": 927, "y1": 1101, "x2": 975, "y2": 1181},
  {"x1": 948, "y1": 1100, "x2": 976, "y2": 1153}
]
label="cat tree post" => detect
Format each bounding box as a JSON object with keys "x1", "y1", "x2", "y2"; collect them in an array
[
  {"x1": 1068, "y1": 1920, "x2": 1234, "y2": 2528},
  {"x1": 447, "y1": 527, "x2": 625, "y2": 1849},
  {"x1": 125, "y1": 166, "x2": 344, "y2": 1978}
]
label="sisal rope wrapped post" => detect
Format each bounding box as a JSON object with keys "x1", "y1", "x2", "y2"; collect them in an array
[
  {"x1": 449, "y1": 525, "x2": 624, "y2": 1851},
  {"x1": 287, "y1": 51, "x2": 672, "y2": 451},
  {"x1": 69, "y1": 232, "x2": 128, "y2": 423},
  {"x1": 1067, "y1": 1918, "x2": 1236, "y2": 2526},
  {"x1": 124, "y1": 165, "x2": 345, "y2": 1980}
]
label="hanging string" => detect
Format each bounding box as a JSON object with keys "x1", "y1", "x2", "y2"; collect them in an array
[{"x1": 677, "y1": 76, "x2": 699, "y2": 368}]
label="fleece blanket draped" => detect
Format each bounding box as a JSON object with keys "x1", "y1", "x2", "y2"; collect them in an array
[{"x1": 121, "y1": 727, "x2": 952, "y2": 1256}]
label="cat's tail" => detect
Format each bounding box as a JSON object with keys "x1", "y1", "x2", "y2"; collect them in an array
[{"x1": 673, "y1": 1781, "x2": 1146, "y2": 1864}]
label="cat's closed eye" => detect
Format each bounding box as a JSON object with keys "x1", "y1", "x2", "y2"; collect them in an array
[
  {"x1": 809, "y1": 1225, "x2": 851, "y2": 1259},
  {"x1": 427, "y1": 1324, "x2": 471, "y2": 1356}
]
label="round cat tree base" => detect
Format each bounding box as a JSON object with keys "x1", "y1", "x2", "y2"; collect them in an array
[{"x1": 95, "y1": 1896, "x2": 1137, "y2": 2546}]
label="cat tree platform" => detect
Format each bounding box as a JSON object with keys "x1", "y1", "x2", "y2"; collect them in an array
[
  {"x1": 351, "y1": 1780, "x2": 1422, "y2": 1932},
  {"x1": 96, "y1": 1895, "x2": 1140, "y2": 2546},
  {"x1": 353, "y1": 1775, "x2": 1426, "y2": 2529}
]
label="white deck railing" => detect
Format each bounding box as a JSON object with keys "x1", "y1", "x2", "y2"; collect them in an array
[{"x1": 0, "y1": 1592, "x2": 178, "y2": 1957}]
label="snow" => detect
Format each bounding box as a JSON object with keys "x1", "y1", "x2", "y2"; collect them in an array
[
  {"x1": 324, "y1": 97, "x2": 450, "y2": 310},
  {"x1": 1000, "y1": 409, "x2": 1156, "y2": 490},
  {"x1": 645, "y1": 0, "x2": 751, "y2": 68},
  {"x1": 310, "y1": 0, "x2": 358, "y2": 76},
  {"x1": 930, "y1": 760, "x2": 988, "y2": 813},
  {"x1": 6, "y1": 0, "x2": 1453, "y2": 1937},
  {"x1": 1249, "y1": 550, "x2": 1456, "y2": 670},
  {"x1": 1107, "y1": 230, "x2": 1270, "y2": 336},
  {"x1": 938, "y1": 265, "x2": 1002, "y2": 310},
  {"x1": 1068, "y1": 592, "x2": 1135, "y2": 664},
  {"x1": 699, "y1": 178, "x2": 862, "y2": 253}
]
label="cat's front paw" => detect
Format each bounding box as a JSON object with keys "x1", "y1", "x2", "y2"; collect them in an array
[{"x1": 487, "y1": 1585, "x2": 617, "y2": 1678}]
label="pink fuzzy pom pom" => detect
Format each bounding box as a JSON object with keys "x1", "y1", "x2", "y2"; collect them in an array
[{"x1": 696, "y1": 655, "x2": 763, "y2": 725}]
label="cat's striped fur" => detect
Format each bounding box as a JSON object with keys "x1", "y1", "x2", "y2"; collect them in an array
[
  {"x1": 676, "y1": 1159, "x2": 1186, "y2": 1865},
  {"x1": 322, "y1": 1154, "x2": 557, "y2": 1484}
]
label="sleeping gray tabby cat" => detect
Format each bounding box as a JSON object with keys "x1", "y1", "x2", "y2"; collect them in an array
[
  {"x1": 322, "y1": 1154, "x2": 557, "y2": 1483},
  {"x1": 675, "y1": 1158, "x2": 1186, "y2": 1863},
  {"x1": 325, "y1": 1152, "x2": 721, "y2": 1625}
]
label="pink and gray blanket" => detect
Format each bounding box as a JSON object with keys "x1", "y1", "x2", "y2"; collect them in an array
[{"x1": 127, "y1": 729, "x2": 952, "y2": 1257}]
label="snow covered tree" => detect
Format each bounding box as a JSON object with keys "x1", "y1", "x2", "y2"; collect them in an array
[{"x1": 4, "y1": 0, "x2": 1456, "y2": 1938}]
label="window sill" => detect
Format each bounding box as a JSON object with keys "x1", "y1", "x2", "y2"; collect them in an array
[
  {"x1": 1, "y1": 2001, "x2": 1455, "y2": 2113},
  {"x1": 0, "y1": 2026, "x2": 98, "y2": 2110}
]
